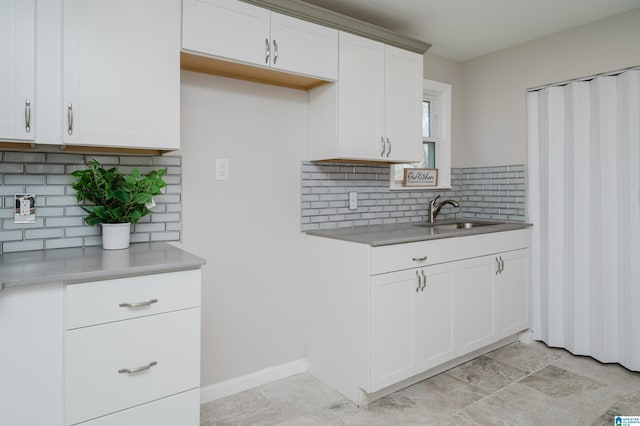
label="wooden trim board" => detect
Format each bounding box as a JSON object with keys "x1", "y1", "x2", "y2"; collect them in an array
[{"x1": 181, "y1": 52, "x2": 330, "y2": 90}]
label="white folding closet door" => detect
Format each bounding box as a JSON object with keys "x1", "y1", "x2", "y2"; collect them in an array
[{"x1": 528, "y1": 69, "x2": 640, "y2": 371}]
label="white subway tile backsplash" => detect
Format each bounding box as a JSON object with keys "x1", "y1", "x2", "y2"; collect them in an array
[
  {"x1": 0, "y1": 230, "x2": 23, "y2": 242},
  {"x1": 300, "y1": 162, "x2": 526, "y2": 231},
  {"x1": 3, "y1": 240, "x2": 44, "y2": 252},
  {"x1": 45, "y1": 237, "x2": 84, "y2": 250},
  {"x1": 0, "y1": 152, "x2": 182, "y2": 254},
  {"x1": 25, "y1": 228, "x2": 65, "y2": 240}
]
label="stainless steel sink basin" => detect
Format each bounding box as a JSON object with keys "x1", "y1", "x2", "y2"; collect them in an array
[{"x1": 413, "y1": 220, "x2": 505, "y2": 230}]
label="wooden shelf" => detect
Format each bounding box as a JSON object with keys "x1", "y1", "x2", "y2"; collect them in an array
[{"x1": 180, "y1": 52, "x2": 331, "y2": 91}]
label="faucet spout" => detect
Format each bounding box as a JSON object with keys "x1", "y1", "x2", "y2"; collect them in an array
[{"x1": 428, "y1": 196, "x2": 460, "y2": 223}]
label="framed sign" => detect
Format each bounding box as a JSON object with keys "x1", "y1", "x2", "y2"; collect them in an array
[{"x1": 403, "y1": 168, "x2": 438, "y2": 187}]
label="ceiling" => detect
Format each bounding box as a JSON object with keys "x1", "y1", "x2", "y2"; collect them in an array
[{"x1": 301, "y1": 0, "x2": 640, "y2": 61}]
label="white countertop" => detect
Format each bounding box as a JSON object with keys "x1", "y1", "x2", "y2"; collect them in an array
[{"x1": 0, "y1": 242, "x2": 205, "y2": 291}]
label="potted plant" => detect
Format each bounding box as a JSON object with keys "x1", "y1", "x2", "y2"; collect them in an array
[{"x1": 71, "y1": 160, "x2": 167, "y2": 250}]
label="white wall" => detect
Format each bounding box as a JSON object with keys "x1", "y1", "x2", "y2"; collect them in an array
[
  {"x1": 178, "y1": 71, "x2": 308, "y2": 386},
  {"x1": 460, "y1": 8, "x2": 640, "y2": 167}
]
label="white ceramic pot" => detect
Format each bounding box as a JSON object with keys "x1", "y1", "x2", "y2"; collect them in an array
[{"x1": 101, "y1": 223, "x2": 131, "y2": 250}]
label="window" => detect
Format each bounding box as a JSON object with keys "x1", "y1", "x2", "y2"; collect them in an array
[{"x1": 390, "y1": 79, "x2": 452, "y2": 189}]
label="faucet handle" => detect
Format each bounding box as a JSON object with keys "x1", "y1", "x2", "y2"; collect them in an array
[{"x1": 430, "y1": 195, "x2": 440, "y2": 206}]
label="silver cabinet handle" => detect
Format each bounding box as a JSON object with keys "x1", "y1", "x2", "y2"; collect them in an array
[
  {"x1": 380, "y1": 136, "x2": 385, "y2": 157},
  {"x1": 412, "y1": 256, "x2": 427, "y2": 262},
  {"x1": 67, "y1": 102, "x2": 73, "y2": 135},
  {"x1": 415, "y1": 270, "x2": 421, "y2": 293},
  {"x1": 386, "y1": 138, "x2": 391, "y2": 158},
  {"x1": 496, "y1": 257, "x2": 500, "y2": 275},
  {"x1": 265, "y1": 38, "x2": 270, "y2": 64},
  {"x1": 118, "y1": 361, "x2": 157, "y2": 375},
  {"x1": 420, "y1": 270, "x2": 427, "y2": 291},
  {"x1": 25, "y1": 98, "x2": 31, "y2": 133},
  {"x1": 499, "y1": 256, "x2": 504, "y2": 273},
  {"x1": 119, "y1": 299, "x2": 158, "y2": 308},
  {"x1": 273, "y1": 39, "x2": 278, "y2": 64}
]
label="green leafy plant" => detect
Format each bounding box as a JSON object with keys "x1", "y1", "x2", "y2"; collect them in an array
[{"x1": 71, "y1": 160, "x2": 167, "y2": 225}]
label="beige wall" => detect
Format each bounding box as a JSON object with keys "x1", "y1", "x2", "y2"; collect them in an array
[
  {"x1": 460, "y1": 8, "x2": 640, "y2": 167},
  {"x1": 423, "y1": 52, "x2": 466, "y2": 168},
  {"x1": 178, "y1": 71, "x2": 308, "y2": 386}
]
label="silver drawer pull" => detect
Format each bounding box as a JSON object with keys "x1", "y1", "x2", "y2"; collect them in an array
[
  {"x1": 412, "y1": 256, "x2": 427, "y2": 262},
  {"x1": 119, "y1": 299, "x2": 158, "y2": 308},
  {"x1": 118, "y1": 361, "x2": 157, "y2": 375},
  {"x1": 67, "y1": 102, "x2": 73, "y2": 135},
  {"x1": 25, "y1": 98, "x2": 31, "y2": 133}
]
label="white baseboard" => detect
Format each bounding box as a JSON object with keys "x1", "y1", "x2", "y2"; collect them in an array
[{"x1": 200, "y1": 358, "x2": 309, "y2": 404}]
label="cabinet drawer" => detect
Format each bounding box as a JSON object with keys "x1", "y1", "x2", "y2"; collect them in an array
[
  {"x1": 66, "y1": 269, "x2": 201, "y2": 329},
  {"x1": 75, "y1": 389, "x2": 200, "y2": 426},
  {"x1": 458, "y1": 229, "x2": 530, "y2": 259},
  {"x1": 369, "y1": 238, "x2": 458, "y2": 274},
  {"x1": 64, "y1": 308, "x2": 200, "y2": 425}
]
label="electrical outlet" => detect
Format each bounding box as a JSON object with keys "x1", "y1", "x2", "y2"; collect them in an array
[
  {"x1": 20, "y1": 198, "x2": 31, "y2": 216},
  {"x1": 14, "y1": 193, "x2": 36, "y2": 223},
  {"x1": 216, "y1": 158, "x2": 229, "y2": 181},
  {"x1": 349, "y1": 191, "x2": 358, "y2": 210}
]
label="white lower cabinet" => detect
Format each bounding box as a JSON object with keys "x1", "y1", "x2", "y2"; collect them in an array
[
  {"x1": 459, "y1": 247, "x2": 530, "y2": 353},
  {"x1": 0, "y1": 267, "x2": 202, "y2": 426},
  {"x1": 369, "y1": 269, "x2": 417, "y2": 391},
  {"x1": 369, "y1": 262, "x2": 457, "y2": 392},
  {"x1": 458, "y1": 255, "x2": 497, "y2": 353},
  {"x1": 76, "y1": 389, "x2": 200, "y2": 426},
  {"x1": 64, "y1": 269, "x2": 202, "y2": 426},
  {"x1": 0, "y1": 282, "x2": 64, "y2": 426},
  {"x1": 495, "y1": 249, "x2": 530, "y2": 337},
  {"x1": 416, "y1": 264, "x2": 457, "y2": 372},
  {"x1": 308, "y1": 229, "x2": 530, "y2": 405}
]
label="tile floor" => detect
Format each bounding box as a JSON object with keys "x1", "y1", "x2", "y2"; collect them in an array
[{"x1": 200, "y1": 342, "x2": 640, "y2": 425}]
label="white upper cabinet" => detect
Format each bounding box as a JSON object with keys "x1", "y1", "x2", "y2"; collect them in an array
[
  {"x1": 182, "y1": 0, "x2": 338, "y2": 81},
  {"x1": 269, "y1": 12, "x2": 338, "y2": 80},
  {"x1": 182, "y1": 0, "x2": 270, "y2": 66},
  {"x1": 336, "y1": 33, "x2": 385, "y2": 161},
  {"x1": 0, "y1": 0, "x2": 35, "y2": 142},
  {"x1": 309, "y1": 31, "x2": 423, "y2": 163},
  {"x1": 384, "y1": 45, "x2": 424, "y2": 162},
  {"x1": 62, "y1": 0, "x2": 180, "y2": 150}
]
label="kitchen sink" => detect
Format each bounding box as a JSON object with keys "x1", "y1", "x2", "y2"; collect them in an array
[{"x1": 413, "y1": 220, "x2": 506, "y2": 230}]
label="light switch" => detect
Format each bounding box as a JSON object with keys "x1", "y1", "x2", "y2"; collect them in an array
[
  {"x1": 349, "y1": 192, "x2": 358, "y2": 210},
  {"x1": 216, "y1": 158, "x2": 229, "y2": 181}
]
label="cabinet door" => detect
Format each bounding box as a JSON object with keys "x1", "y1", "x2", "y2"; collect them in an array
[
  {"x1": 458, "y1": 255, "x2": 497, "y2": 353},
  {"x1": 182, "y1": 0, "x2": 270, "y2": 67},
  {"x1": 369, "y1": 269, "x2": 418, "y2": 392},
  {"x1": 384, "y1": 45, "x2": 423, "y2": 163},
  {"x1": 270, "y1": 12, "x2": 337, "y2": 80},
  {"x1": 0, "y1": 283, "x2": 63, "y2": 426},
  {"x1": 77, "y1": 389, "x2": 199, "y2": 426},
  {"x1": 415, "y1": 263, "x2": 457, "y2": 372},
  {"x1": 63, "y1": 0, "x2": 180, "y2": 150},
  {"x1": 65, "y1": 308, "x2": 200, "y2": 425},
  {"x1": 0, "y1": 0, "x2": 35, "y2": 141},
  {"x1": 496, "y1": 248, "x2": 529, "y2": 337},
  {"x1": 337, "y1": 32, "x2": 385, "y2": 161}
]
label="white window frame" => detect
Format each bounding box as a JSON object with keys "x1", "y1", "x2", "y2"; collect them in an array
[{"x1": 390, "y1": 78, "x2": 452, "y2": 190}]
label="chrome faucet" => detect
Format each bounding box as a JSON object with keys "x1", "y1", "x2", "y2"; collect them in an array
[{"x1": 428, "y1": 195, "x2": 460, "y2": 223}]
